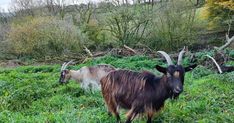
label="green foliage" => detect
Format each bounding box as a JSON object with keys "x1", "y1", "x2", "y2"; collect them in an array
[
  {"x1": 199, "y1": 0, "x2": 234, "y2": 30},
  {"x1": 191, "y1": 65, "x2": 215, "y2": 79},
  {"x1": 0, "y1": 55, "x2": 233, "y2": 122},
  {"x1": 80, "y1": 22, "x2": 113, "y2": 50},
  {"x1": 93, "y1": 55, "x2": 162, "y2": 71},
  {"x1": 229, "y1": 50, "x2": 234, "y2": 58},
  {"x1": 214, "y1": 71, "x2": 234, "y2": 83},
  {"x1": 0, "y1": 0, "x2": 232, "y2": 61},
  {"x1": 104, "y1": 6, "x2": 149, "y2": 47},
  {"x1": 147, "y1": 1, "x2": 197, "y2": 51},
  {"x1": 7, "y1": 16, "x2": 82, "y2": 59}
]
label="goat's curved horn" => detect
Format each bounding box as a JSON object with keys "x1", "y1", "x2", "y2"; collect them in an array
[
  {"x1": 177, "y1": 47, "x2": 186, "y2": 65},
  {"x1": 157, "y1": 51, "x2": 173, "y2": 65},
  {"x1": 205, "y1": 55, "x2": 223, "y2": 74},
  {"x1": 61, "y1": 60, "x2": 74, "y2": 71},
  {"x1": 63, "y1": 60, "x2": 74, "y2": 70},
  {"x1": 61, "y1": 62, "x2": 67, "y2": 71}
]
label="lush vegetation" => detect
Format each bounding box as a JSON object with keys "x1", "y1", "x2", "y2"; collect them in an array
[
  {"x1": 0, "y1": 0, "x2": 233, "y2": 60},
  {"x1": 0, "y1": 0, "x2": 233, "y2": 122},
  {"x1": 0, "y1": 55, "x2": 233, "y2": 122}
]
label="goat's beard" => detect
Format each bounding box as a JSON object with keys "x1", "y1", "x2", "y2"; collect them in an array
[{"x1": 169, "y1": 91, "x2": 180, "y2": 99}]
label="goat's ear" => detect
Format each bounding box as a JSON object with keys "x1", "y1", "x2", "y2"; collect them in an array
[
  {"x1": 155, "y1": 65, "x2": 167, "y2": 74},
  {"x1": 185, "y1": 64, "x2": 197, "y2": 72}
]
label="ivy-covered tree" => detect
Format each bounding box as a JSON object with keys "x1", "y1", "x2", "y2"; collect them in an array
[{"x1": 200, "y1": 0, "x2": 234, "y2": 29}]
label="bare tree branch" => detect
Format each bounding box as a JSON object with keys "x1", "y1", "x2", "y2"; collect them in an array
[
  {"x1": 123, "y1": 45, "x2": 137, "y2": 54},
  {"x1": 83, "y1": 46, "x2": 93, "y2": 57},
  {"x1": 215, "y1": 34, "x2": 234, "y2": 51}
]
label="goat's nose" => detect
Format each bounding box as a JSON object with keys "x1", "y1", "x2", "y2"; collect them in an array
[{"x1": 174, "y1": 87, "x2": 183, "y2": 93}]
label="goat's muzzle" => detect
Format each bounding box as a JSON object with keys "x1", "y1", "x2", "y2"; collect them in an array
[
  {"x1": 58, "y1": 77, "x2": 66, "y2": 85},
  {"x1": 171, "y1": 88, "x2": 183, "y2": 99},
  {"x1": 173, "y1": 87, "x2": 183, "y2": 94}
]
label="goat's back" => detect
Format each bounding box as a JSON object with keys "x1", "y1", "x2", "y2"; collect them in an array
[
  {"x1": 80, "y1": 64, "x2": 115, "y2": 80},
  {"x1": 101, "y1": 70, "x2": 161, "y2": 109},
  {"x1": 88, "y1": 64, "x2": 115, "y2": 81},
  {"x1": 79, "y1": 64, "x2": 116, "y2": 91}
]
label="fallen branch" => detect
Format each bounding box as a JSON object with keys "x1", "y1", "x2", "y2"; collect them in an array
[
  {"x1": 123, "y1": 45, "x2": 137, "y2": 54},
  {"x1": 136, "y1": 43, "x2": 154, "y2": 53},
  {"x1": 215, "y1": 34, "x2": 234, "y2": 51},
  {"x1": 83, "y1": 46, "x2": 93, "y2": 57},
  {"x1": 93, "y1": 51, "x2": 107, "y2": 57},
  {"x1": 81, "y1": 57, "x2": 92, "y2": 64}
]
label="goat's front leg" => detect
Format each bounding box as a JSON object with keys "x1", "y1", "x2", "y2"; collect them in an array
[
  {"x1": 90, "y1": 80, "x2": 100, "y2": 90},
  {"x1": 125, "y1": 108, "x2": 137, "y2": 123},
  {"x1": 81, "y1": 81, "x2": 90, "y2": 91},
  {"x1": 146, "y1": 111, "x2": 154, "y2": 123}
]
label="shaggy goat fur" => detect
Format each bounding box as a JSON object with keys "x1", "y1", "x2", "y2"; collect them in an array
[{"x1": 60, "y1": 64, "x2": 115, "y2": 91}]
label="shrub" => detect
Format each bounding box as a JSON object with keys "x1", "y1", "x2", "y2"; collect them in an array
[
  {"x1": 80, "y1": 20, "x2": 114, "y2": 51},
  {"x1": 198, "y1": 0, "x2": 234, "y2": 30},
  {"x1": 192, "y1": 65, "x2": 215, "y2": 79},
  {"x1": 146, "y1": 1, "x2": 197, "y2": 51},
  {"x1": 103, "y1": 6, "x2": 149, "y2": 47},
  {"x1": 8, "y1": 16, "x2": 82, "y2": 59},
  {"x1": 215, "y1": 71, "x2": 234, "y2": 83}
]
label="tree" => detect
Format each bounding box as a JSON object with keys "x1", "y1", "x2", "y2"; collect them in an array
[
  {"x1": 201, "y1": 0, "x2": 234, "y2": 29},
  {"x1": 104, "y1": 6, "x2": 149, "y2": 46},
  {"x1": 10, "y1": 0, "x2": 36, "y2": 16},
  {"x1": 44, "y1": 0, "x2": 66, "y2": 18},
  {"x1": 0, "y1": 8, "x2": 9, "y2": 24},
  {"x1": 71, "y1": 1, "x2": 96, "y2": 26},
  {"x1": 148, "y1": 0, "x2": 197, "y2": 51},
  {"x1": 215, "y1": 0, "x2": 234, "y2": 10}
]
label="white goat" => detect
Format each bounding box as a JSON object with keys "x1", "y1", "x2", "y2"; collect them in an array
[{"x1": 59, "y1": 61, "x2": 116, "y2": 91}]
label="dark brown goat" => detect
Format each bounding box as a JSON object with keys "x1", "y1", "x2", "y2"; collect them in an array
[{"x1": 100, "y1": 48, "x2": 197, "y2": 123}]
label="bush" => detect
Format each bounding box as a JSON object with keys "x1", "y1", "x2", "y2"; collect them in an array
[
  {"x1": 102, "y1": 5, "x2": 150, "y2": 47},
  {"x1": 198, "y1": 0, "x2": 234, "y2": 30},
  {"x1": 192, "y1": 65, "x2": 215, "y2": 79},
  {"x1": 215, "y1": 71, "x2": 234, "y2": 83},
  {"x1": 80, "y1": 21, "x2": 114, "y2": 51},
  {"x1": 8, "y1": 16, "x2": 82, "y2": 59},
  {"x1": 146, "y1": 1, "x2": 197, "y2": 51}
]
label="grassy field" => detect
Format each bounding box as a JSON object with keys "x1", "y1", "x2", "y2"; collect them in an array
[{"x1": 0, "y1": 55, "x2": 233, "y2": 123}]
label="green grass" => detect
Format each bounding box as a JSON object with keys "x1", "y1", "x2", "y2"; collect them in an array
[{"x1": 0, "y1": 55, "x2": 233, "y2": 123}]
